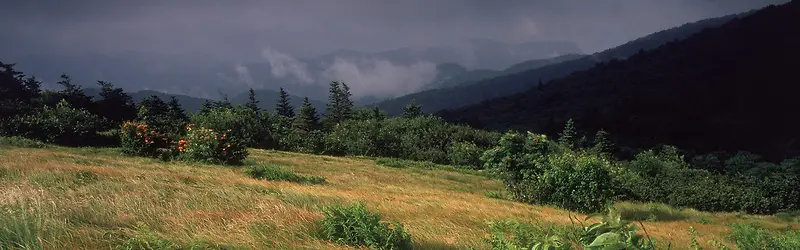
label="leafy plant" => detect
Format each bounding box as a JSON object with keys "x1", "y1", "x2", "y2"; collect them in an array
[
  {"x1": 320, "y1": 202, "x2": 412, "y2": 250},
  {"x1": 182, "y1": 125, "x2": 248, "y2": 165},
  {"x1": 244, "y1": 164, "x2": 325, "y2": 184}
]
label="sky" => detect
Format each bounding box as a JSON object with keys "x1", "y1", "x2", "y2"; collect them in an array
[
  {"x1": 1, "y1": 0, "x2": 787, "y2": 60},
  {"x1": 0, "y1": 0, "x2": 788, "y2": 99}
]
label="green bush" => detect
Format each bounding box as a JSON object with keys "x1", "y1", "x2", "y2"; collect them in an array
[
  {"x1": 244, "y1": 164, "x2": 325, "y2": 184},
  {"x1": 191, "y1": 107, "x2": 269, "y2": 148},
  {"x1": 320, "y1": 202, "x2": 412, "y2": 250},
  {"x1": 448, "y1": 141, "x2": 483, "y2": 169},
  {"x1": 487, "y1": 219, "x2": 574, "y2": 250},
  {"x1": 729, "y1": 223, "x2": 800, "y2": 250},
  {"x1": 182, "y1": 125, "x2": 248, "y2": 165},
  {"x1": 0, "y1": 136, "x2": 48, "y2": 148},
  {"x1": 2, "y1": 100, "x2": 106, "y2": 146}
]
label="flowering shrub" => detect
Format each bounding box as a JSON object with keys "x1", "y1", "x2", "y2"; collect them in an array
[
  {"x1": 182, "y1": 124, "x2": 248, "y2": 165},
  {"x1": 120, "y1": 121, "x2": 171, "y2": 157}
]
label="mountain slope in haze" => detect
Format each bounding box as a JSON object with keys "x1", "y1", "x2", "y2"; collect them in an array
[
  {"x1": 3, "y1": 39, "x2": 580, "y2": 104},
  {"x1": 423, "y1": 54, "x2": 586, "y2": 91},
  {"x1": 440, "y1": 2, "x2": 800, "y2": 160},
  {"x1": 374, "y1": 10, "x2": 753, "y2": 116}
]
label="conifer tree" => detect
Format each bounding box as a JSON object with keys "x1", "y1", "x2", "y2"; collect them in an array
[
  {"x1": 95, "y1": 80, "x2": 136, "y2": 123},
  {"x1": 199, "y1": 100, "x2": 214, "y2": 114},
  {"x1": 372, "y1": 106, "x2": 386, "y2": 120},
  {"x1": 324, "y1": 81, "x2": 354, "y2": 128},
  {"x1": 293, "y1": 97, "x2": 320, "y2": 132},
  {"x1": 402, "y1": 99, "x2": 423, "y2": 118},
  {"x1": 558, "y1": 118, "x2": 577, "y2": 148},
  {"x1": 245, "y1": 88, "x2": 260, "y2": 112},
  {"x1": 55, "y1": 73, "x2": 93, "y2": 111},
  {"x1": 276, "y1": 87, "x2": 294, "y2": 117},
  {"x1": 592, "y1": 129, "x2": 614, "y2": 158},
  {"x1": 167, "y1": 96, "x2": 189, "y2": 123}
]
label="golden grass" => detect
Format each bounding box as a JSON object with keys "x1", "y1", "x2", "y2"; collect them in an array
[{"x1": 0, "y1": 146, "x2": 798, "y2": 249}]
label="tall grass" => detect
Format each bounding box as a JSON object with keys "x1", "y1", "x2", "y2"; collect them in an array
[
  {"x1": 729, "y1": 223, "x2": 800, "y2": 250},
  {"x1": 244, "y1": 164, "x2": 326, "y2": 184},
  {"x1": 0, "y1": 200, "x2": 68, "y2": 250}
]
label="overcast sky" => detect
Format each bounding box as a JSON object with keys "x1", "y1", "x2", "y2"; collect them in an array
[{"x1": 1, "y1": 0, "x2": 787, "y2": 61}]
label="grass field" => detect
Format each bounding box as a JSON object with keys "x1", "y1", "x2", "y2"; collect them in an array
[{"x1": 0, "y1": 144, "x2": 798, "y2": 249}]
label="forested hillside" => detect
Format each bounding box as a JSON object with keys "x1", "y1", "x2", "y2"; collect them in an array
[
  {"x1": 375, "y1": 10, "x2": 750, "y2": 116},
  {"x1": 441, "y1": 1, "x2": 800, "y2": 160}
]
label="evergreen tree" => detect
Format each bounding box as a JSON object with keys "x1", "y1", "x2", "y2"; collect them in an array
[
  {"x1": 293, "y1": 97, "x2": 320, "y2": 132},
  {"x1": 245, "y1": 88, "x2": 260, "y2": 112},
  {"x1": 558, "y1": 118, "x2": 577, "y2": 148},
  {"x1": 167, "y1": 96, "x2": 189, "y2": 123},
  {"x1": 537, "y1": 79, "x2": 544, "y2": 91},
  {"x1": 372, "y1": 106, "x2": 386, "y2": 120},
  {"x1": 323, "y1": 81, "x2": 354, "y2": 128},
  {"x1": 95, "y1": 80, "x2": 136, "y2": 123},
  {"x1": 214, "y1": 94, "x2": 233, "y2": 110},
  {"x1": 276, "y1": 87, "x2": 295, "y2": 117},
  {"x1": 0, "y1": 62, "x2": 40, "y2": 118},
  {"x1": 199, "y1": 100, "x2": 214, "y2": 114},
  {"x1": 592, "y1": 129, "x2": 614, "y2": 158},
  {"x1": 402, "y1": 99, "x2": 423, "y2": 118},
  {"x1": 54, "y1": 74, "x2": 93, "y2": 111},
  {"x1": 137, "y1": 95, "x2": 170, "y2": 132}
]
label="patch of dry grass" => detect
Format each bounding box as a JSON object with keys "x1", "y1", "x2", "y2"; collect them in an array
[{"x1": 0, "y1": 146, "x2": 797, "y2": 249}]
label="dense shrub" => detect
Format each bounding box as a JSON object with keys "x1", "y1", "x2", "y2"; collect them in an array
[
  {"x1": 320, "y1": 202, "x2": 412, "y2": 250},
  {"x1": 0, "y1": 136, "x2": 48, "y2": 148},
  {"x1": 483, "y1": 131, "x2": 617, "y2": 213},
  {"x1": 120, "y1": 122, "x2": 171, "y2": 157},
  {"x1": 620, "y1": 146, "x2": 800, "y2": 214},
  {"x1": 244, "y1": 164, "x2": 325, "y2": 184},
  {"x1": 2, "y1": 100, "x2": 106, "y2": 146},
  {"x1": 729, "y1": 223, "x2": 800, "y2": 250},
  {"x1": 182, "y1": 125, "x2": 248, "y2": 165},
  {"x1": 191, "y1": 107, "x2": 270, "y2": 148},
  {"x1": 448, "y1": 141, "x2": 483, "y2": 168}
]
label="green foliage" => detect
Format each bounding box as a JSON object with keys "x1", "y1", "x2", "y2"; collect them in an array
[
  {"x1": 487, "y1": 219, "x2": 575, "y2": 250},
  {"x1": 0, "y1": 62, "x2": 41, "y2": 119},
  {"x1": 4, "y1": 99, "x2": 106, "y2": 146},
  {"x1": 577, "y1": 213, "x2": 656, "y2": 250},
  {"x1": 591, "y1": 130, "x2": 613, "y2": 158},
  {"x1": 320, "y1": 202, "x2": 412, "y2": 250},
  {"x1": 0, "y1": 136, "x2": 48, "y2": 148},
  {"x1": 191, "y1": 106, "x2": 269, "y2": 148},
  {"x1": 293, "y1": 97, "x2": 321, "y2": 133},
  {"x1": 621, "y1": 146, "x2": 800, "y2": 214},
  {"x1": 401, "y1": 99, "x2": 423, "y2": 118},
  {"x1": 116, "y1": 222, "x2": 178, "y2": 250},
  {"x1": 448, "y1": 141, "x2": 483, "y2": 168},
  {"x1": 483, "y1": 131, "x2": 616, "y2": 213},
  {"x1": 183, "y1": 126, "x2": 248, "y2": 165},
  {"x1": 275, "y1": 87, "x2": 295, "y2": 118},
  {"x1": 728, "y1": 223, "x2": 800, "y2": 250},
  {"x1": 95, "y1": 80, "x2": 137, "y2": 125},
  {"x1": 558, "y1": 119, "x2": 576, "y2": 149},
  {"x1": 244, "y1": 164, "x2": 326, "y2": 184},
  {"x1": 324, "y1": 81, "x2": 354, "y2": 129}
]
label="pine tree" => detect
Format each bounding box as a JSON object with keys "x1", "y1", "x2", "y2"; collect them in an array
[
  {"x1": 372, "y1": 106, "x2": 386, "y2": 120},
  {"x1": 339, "y1": 82, "x2": 354, "y2": 119},
  {"x1": 402, "y1": 99, "x2": 423, "y2": 118},
  {"x1": 245, "y1": 88, "x2": 260, "y2": 112},
  {"x1": 214, "y1": 94, "x2": 233, "y2": 110},
  {"x1": 167, "y1": 96, "x2": 189, "y2": 123},
  {"x1": 137, "y1": 95, "x2": 170, "y2": 132},
  {"x1": 276, "y1": 87, "x2": 294, "y2": 117},
  {"x1": 199, "y1": 100, "x2": 214, "y2": 114},
  {"x1": 96, "y1": 80, "x2": 136, "y2": 123},
  {"x1": 55, "y1": 73, "x2": 93, "y2": 111},
  {"x1": 592, "y1": 129, "x2": 614, "y2": 158},
  {"x1": 558, "y1": 118, "x2": 577, "y2": 148},
  {"x1": 293, "y1": 97, "x2": 320, "y2": 132}
]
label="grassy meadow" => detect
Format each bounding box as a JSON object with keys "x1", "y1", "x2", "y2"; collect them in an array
[{"x1": 0, "y1": 144, "x2": 798, "y2": 249}]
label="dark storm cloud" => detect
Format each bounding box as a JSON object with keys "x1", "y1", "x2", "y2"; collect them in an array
[{"x1": 2, "y1": 0, "x2": 786, "y2": 59}]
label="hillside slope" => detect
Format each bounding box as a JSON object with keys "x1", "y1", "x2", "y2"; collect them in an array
[
  {"x1": 1, "y1": 145, "x2": 797, "y2": 249},
  {"x1": 441, "y1": 2, "x2": 800, "y2": 160},
  {"x1": 374, "y1": 10, "x2": 750, "y2": 116}
]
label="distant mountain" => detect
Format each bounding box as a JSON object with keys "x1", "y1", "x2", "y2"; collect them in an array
[
  {"x1": 422, "y1": 54, "x2": 586, "y2": 91},
  {"x1": 3, "y1": 39, "x2": 580, "y2": 105},
  {"x1": 373, "y1": 10, "x2": 753, "y2": 116},
  {"x1": 440, "y1": 2, "x2": 800, "y2": 160}
]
